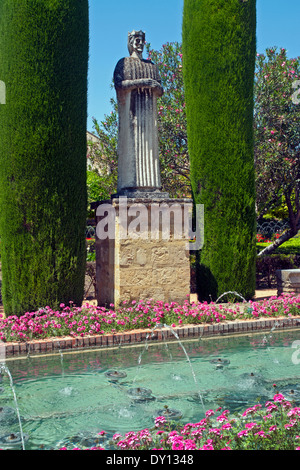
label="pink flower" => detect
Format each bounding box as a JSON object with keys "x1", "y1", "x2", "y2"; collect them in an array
[
  {"x1": 170, "y1": 439, "x2": 184, "y2": 450},
  {"x1": 155, "y1": 416, "x2": 166, "y2": 427},
  {"x1": 201, "y1": 444, "x2": 214, "y2": 450},
  {"x1": 209, "y1": 428, "x2": 221, "y2": 436},
  {"x1": 254, "y1": 431, "x2": 267, "y2": 438},
  {"x1": 242, "y1": 404, "x2": 261, "y2": 416},
  {"x1": 285, "y1": 419, "x2": 297, "y2": 429},
  {"x1": 221, "y1": 423, "x2": 232, "y2": 430},
  {"x1": 287, "y1": 407, "x2": 300, "y2": 417},
  {"x1": 265, "y1": 403, "x2": 278, "y2": 412},
  {"x1": 217, "y1": 415, "x2": 229, "y2": 424},
  {"x1": 184, "y1": 439, "x2": 197, "y2": 450},
  {"x1": 273, "y1": 393, "x2": 285, "y2": 402},
  {"x1": 245, "y1": 422, "x2": 258, "y2": 430}
]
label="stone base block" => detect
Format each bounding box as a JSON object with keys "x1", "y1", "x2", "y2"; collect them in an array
[
  {"x1": 95, "y1": 197, "x2": 192, "y2": 307},
  {"x1": 276, "y1": 269, "x2": 300, "y2": 296}
]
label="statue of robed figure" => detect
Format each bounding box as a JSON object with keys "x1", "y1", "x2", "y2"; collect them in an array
[{"x1": 114, "y1": 30, "x2": 167, "y2": 197}]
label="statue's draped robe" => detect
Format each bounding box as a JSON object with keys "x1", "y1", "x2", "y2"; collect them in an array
[{"x1": 114, "y1": 57, "x2": 162, "y2": 194}]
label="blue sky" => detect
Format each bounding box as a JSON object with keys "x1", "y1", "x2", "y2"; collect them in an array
[{"x1": 87, "y1": 0, "x2": 300, "y2": 132}]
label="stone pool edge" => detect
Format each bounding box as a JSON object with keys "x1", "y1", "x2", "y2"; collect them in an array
[{"x1": 3, "y1": 315, "x2": 300, "y2": 358}]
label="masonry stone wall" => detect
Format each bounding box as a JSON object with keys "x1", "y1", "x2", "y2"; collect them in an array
[{"x1": 95, "y1": 198, "x2": 191, "y2": 307}]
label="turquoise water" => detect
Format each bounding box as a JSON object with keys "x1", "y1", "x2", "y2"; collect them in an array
[{"x1": 0, "y1": 328, "x2": 300, "y2": 449}]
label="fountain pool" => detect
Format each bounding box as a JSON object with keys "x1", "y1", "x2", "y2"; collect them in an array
[{"x1": 0, "y1": 328, "x2": 300, "y2": 449}]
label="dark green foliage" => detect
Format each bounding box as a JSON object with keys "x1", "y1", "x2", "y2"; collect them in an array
[
  {"x1": 256, "y1": 254, "x2": 300, "y2": 289},
  {"x1": 183, "y1": 0, "x2": 257, "y2": 301},
  {"x1": 0, "y1": 0, "x2": 89, "y2": 315}
]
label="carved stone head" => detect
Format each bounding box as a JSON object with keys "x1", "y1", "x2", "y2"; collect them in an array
[{"x1": 127, "y1": 30, "x2": 146, "y2": 57}]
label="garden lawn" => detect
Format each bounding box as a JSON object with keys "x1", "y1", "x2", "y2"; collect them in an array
[{"x1": 257, "y1": 232, "x2": 300, "y2": 255}]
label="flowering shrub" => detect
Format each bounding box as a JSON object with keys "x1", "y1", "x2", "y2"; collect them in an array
[
  {"x1": 256, "y1": 233, "x2": 271, "y2": 243},
  {"x1": 256, "y1": 232, "x2": 282, "y2": 244},
  {"x1": 0, "y1": 293, "x2": 299, "y2": 343},
  {"x1": 59, "y1": 392, "x2": 300, "y2": 450},
  {"x1": 255, "y1": 47, "x2": 300, "y2": 239}
]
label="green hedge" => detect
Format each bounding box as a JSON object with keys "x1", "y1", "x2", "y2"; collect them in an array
[
  {"x1": 183, "y1": 0, "x2": 257, "y2": 301},
  {"x1": 0, "y1": 0, "x2": 89, "y2": 315}
]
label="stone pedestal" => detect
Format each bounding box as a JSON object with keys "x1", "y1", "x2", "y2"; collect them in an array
[
  {"x1": 276, "y1": 269, "x2": 300, "y2": 295},
  {"x1": 95, "y1": 197, "x2": 192, "y2": 307}
]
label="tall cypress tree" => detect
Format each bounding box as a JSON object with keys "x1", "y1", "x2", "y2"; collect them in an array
[
  {"x1": 183, "y1": 0, "x2": 257, "y2": 301},
  {"x1": 0, "y1": 0, "x2": 89, "y2": 315}
]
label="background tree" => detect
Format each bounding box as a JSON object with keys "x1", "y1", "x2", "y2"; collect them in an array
[
  {"x1": 182, "y1": 0, "x2": 257, "y2": 301},
  {"x1": 87, "y1": 102, "x2": 118, "y2": 204},
  {"x1": 254, "y1": 47, "x2": 300, "y2": 256},
  {"x1": 88, "y1": 42, "x2": 190, "y2": 200},
  {"x1": 148, "y1": 43, "x2": 190, "y2": 197},
  {"x1": 0, "y1": 0, "x2": 89, "y2": 315}
]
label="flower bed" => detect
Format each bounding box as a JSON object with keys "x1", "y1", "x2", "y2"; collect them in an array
[
  {"x1": 0, "y1": 293, "x2": 299, "y2": 343},
  {"x1": 58, "y1": 391, "x2": 300, "y2": 450}
]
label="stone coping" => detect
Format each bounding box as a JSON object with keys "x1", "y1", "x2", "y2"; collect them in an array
[{"x1": 2, "y1": 315, "x2": 300, "y2": 358}]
